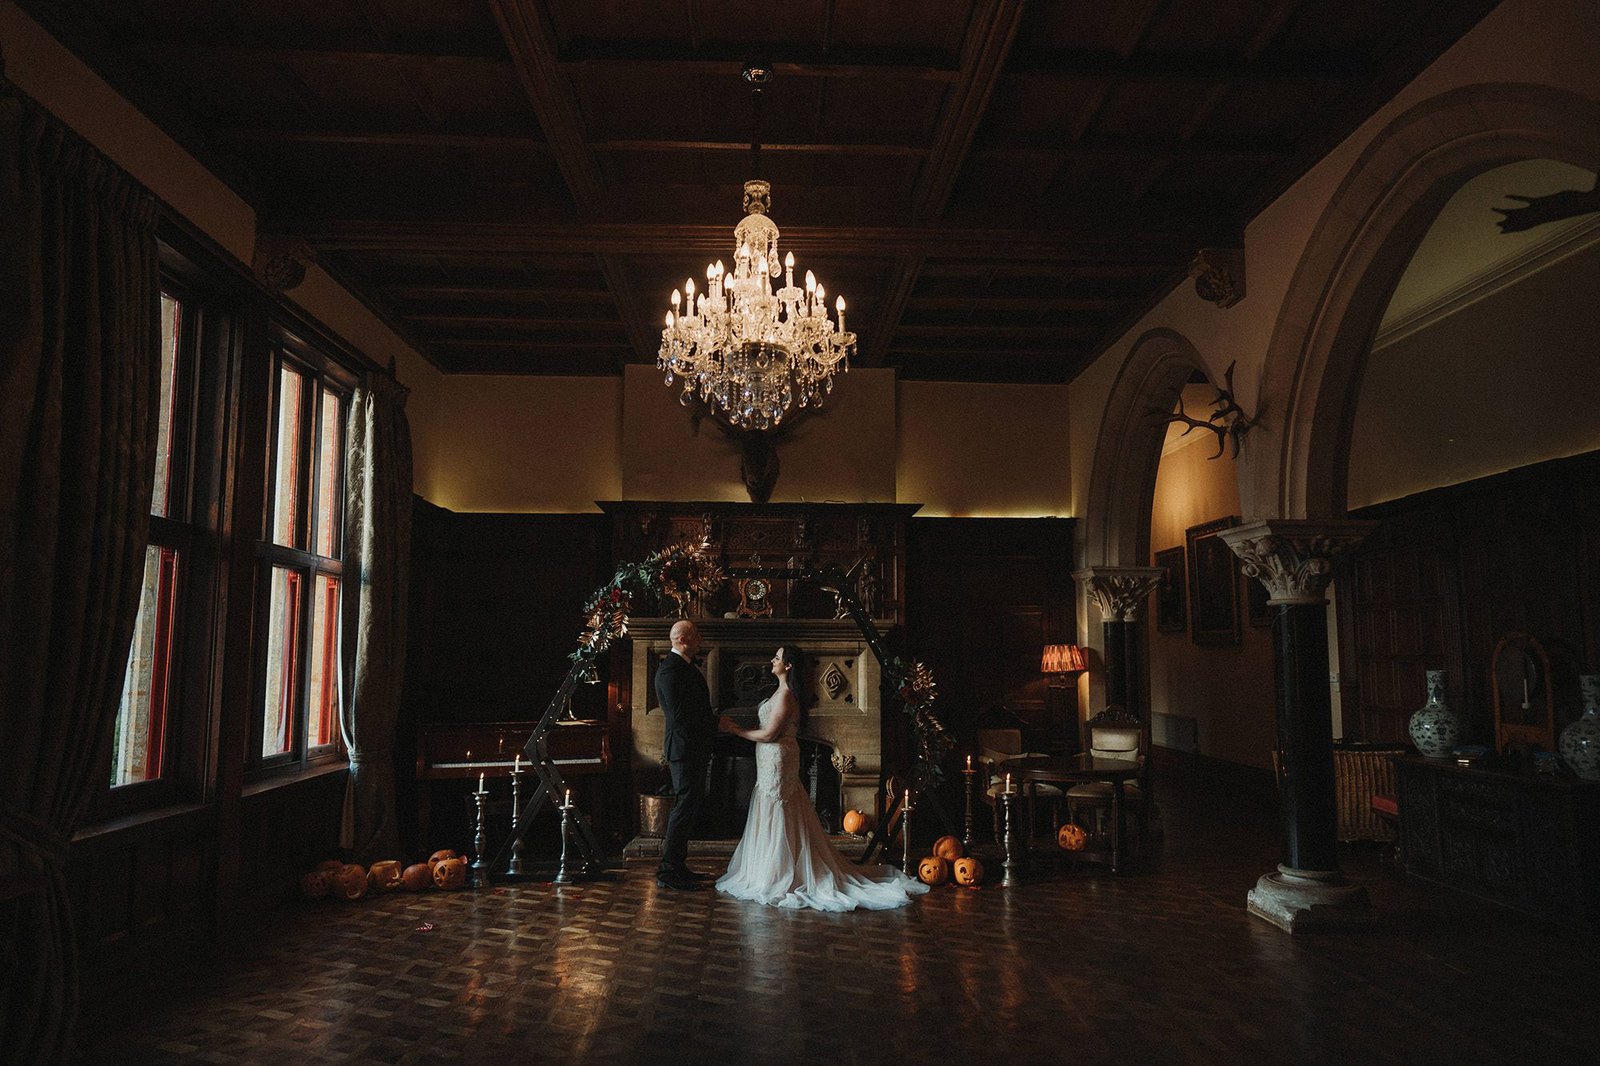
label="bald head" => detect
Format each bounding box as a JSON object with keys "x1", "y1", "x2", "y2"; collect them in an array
[{"x1": 670, "y1": 620, "x2": 702, "y2": 659}]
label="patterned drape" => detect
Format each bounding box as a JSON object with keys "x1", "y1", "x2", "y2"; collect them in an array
[
  {"x1": 339, "y1": 373, "x2": 413, "y2": 863},
  {"x1": 0, "y1": 88, "x2": 161, "y2": 1064}
]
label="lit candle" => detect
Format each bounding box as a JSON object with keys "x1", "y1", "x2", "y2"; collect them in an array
[
  {"x1": 836, "y1": 295, "x2": 846, "y2": 333},
  {"x1": 1005, "y1": 772, "x2": 1012, "y2": 793},
  {"x1": 514, "y1": 754, "x2": 521, "y2": 772},
  {"x1": 564, "y1": 788, "x2": 572, "y2": 807},
  {"x1": 966, "y1": 754, "x2": 972, "y2": 771},
  {"x1": 478, "y1": 772, "x2": 485, "y2": 793},
  {"x1": 784, "y1": 250, "x2": 794, "y2": 288}
]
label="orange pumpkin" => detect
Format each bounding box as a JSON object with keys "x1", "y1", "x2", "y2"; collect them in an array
[
  {"x1": 932, "y1": 835, "x2": 964, "y2": 862},
  {"x1": 401, "y1": 863, "x2": 433, "y2": 892},
  {"x1": 367, "y1": 860, "x2": 404, "y2": 893},
  {"x1": 316, "y1": 858, "x2": 345, "y2": 873},
  {"x1": 952, "y1": 856, "x2": 985, "y2": 886},
  {"x1": 299, "y1": 870, "x2": 333, "y2": 899},
  {"x1": 433, "y1": 856, "x2": 468, "y2": 890},
  {"x1": 917, "y1": 855, "x2": 949, "y2": 886},
  {"x1": 841, "y1": 810, "x2": 869, "y2": 835},
  {"x1": 1057, "y1": 823, "x2": 1089, "y2": 852},
  {"x1": 428, "y1": 849, "x2": 459, "y2": 871},
  {"x1": 334, "y1": 863, "x2": 369, "y2": 901}
]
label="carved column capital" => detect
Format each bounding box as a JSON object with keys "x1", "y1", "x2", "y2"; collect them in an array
[
  {"x1": 1073, "y1": 566, "x2": 1165, "y2": 622},
  {"x1": 1219, "y1": 519, "x2": 1377, "y2": 606}
]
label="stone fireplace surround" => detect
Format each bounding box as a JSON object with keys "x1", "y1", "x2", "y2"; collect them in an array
[{"x1": 628, "y1": 618, "x2": 885, "y2": 824}]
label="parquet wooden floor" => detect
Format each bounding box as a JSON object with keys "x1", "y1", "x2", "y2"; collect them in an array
[{"x1": 81, "y1": 774, "x2": 1598, "y2": 1064}]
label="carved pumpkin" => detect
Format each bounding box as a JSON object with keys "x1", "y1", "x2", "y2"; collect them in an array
[
  {"x1": 428, "y1": 849, "x2": 459, "y2": 871},
  {"x1": 917, "y1": 855, "x2": 949, "y2": 886},
  {"x1": 368, "y1": 860, "x2": 404, "y2": 893},
  {"x1": 401, "y1": 863, "x2": 433, "y2": 892},
  {"x1": 952, "y1": 856, "x2": 985, "y2": 886},
  {"x1": 334, "y1": 863, "x2": 369, "y2": 901},
  {"x1": 433, "y1": 856, "x2": 468, "y2": 890},
  {"x1": 932, "y1": 835, "x2": 964, "y2": 861},
  {"x1": 1057, "y1": 823, "x2": 1089, "y2": 852},
  {"x1": 842, "y1": 810, "x2": 869, "y2": 835},
  {"x1": 299, "y1": 870, "x2": 333, "y2": 899}
]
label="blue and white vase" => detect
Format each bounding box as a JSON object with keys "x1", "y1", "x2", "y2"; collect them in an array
[
  {"x1": 1558, "y1": 675, "x2": 1600, "y2": 781},
  {"x1": 1408, "y1": 669, "x2": 1460, "y2": 758}
]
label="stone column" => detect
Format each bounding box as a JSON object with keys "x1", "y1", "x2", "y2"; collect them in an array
[
  {"x1": 1219, "y1": 519, "x2": 1376, "y2": 933},
  {"x1": 1073, "y1": 567, "x2": 1164, "y2": 718}
]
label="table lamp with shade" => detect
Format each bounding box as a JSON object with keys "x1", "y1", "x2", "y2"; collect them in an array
[{"x1": 1041, "y1": 643, "x2": 1087, "y2": 687}]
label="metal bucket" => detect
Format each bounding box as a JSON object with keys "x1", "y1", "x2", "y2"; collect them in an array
[{"x1": 638, "y1": 793, "x2": 675, "y2": 837}]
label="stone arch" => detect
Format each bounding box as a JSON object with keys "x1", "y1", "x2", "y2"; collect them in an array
[
  {"x1": 1081, "y1": 327, "x2": 1214, "y2": 569},
  {"x1": 1252, "y1": 83, "x2": 1600, "y2": 520}
]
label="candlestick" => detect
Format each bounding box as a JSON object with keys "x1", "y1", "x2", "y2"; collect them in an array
[
  {"x1": 507, "y1": 758, "x2": 526, "y2": 877},
  {"x1": 1005, "y1": 771, "x2": 1012, "y2": 794},
  {"x1": 1001, "y1": 790, "x2": 1022, "y2": 888},
  {"x1": 900, "y1": 789, "x2": 915, "y2": 872},
  {"x1": 469, "y1": 778, "x2": 490, "y2": 889},
  {"x1": 1522, "y1": 676, "x2": 1531, "y2": 709},
  {"x1": 554, "y1": 788, "x2": 577, "y2": 885},
  {"x1": 961, "y1": 760, "x2": 976, "y2": 854}
]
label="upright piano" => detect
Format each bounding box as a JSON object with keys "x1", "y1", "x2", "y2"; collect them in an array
[{"x1": 415, "y1": 719, "x2": 610, "y2": 846}]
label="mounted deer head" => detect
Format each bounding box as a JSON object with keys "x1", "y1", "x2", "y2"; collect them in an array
[{"x1": 1148, "y1": 361, "x2": 1260, "y2": 460}]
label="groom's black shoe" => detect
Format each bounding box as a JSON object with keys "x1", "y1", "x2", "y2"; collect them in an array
[
  {"x1": 674, "y1": 865, "x2": 716, "y2": 881},
  {"x1": 655, "y1": 869, "x2": 703, "y2": 891}
]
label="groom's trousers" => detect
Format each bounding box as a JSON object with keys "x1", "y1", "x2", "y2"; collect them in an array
[{"x1": 659, "y1": 756, "x2": 706, "y2": 874}]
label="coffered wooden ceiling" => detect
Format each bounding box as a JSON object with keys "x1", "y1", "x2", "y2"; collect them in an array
[{"x1": 23, "y1": 0, "x2": 1503, "y2": 382}]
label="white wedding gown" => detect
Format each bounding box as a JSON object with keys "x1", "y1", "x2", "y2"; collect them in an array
[{"x1": 716, "y1": 693, "x2": 929, "y2": 911}]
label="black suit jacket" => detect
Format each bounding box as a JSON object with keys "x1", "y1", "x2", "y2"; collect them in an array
[{"x1": 655, "y1": 650, "x2": 714, "y2": 763}]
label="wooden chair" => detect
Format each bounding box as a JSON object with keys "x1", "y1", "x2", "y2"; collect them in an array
[
  {"x1": 1065, "y1": 707, "x2": 1150, "y2": 850},
  {"x1": 975, "y1": 727, "x2": 1062, "y2": 840}
]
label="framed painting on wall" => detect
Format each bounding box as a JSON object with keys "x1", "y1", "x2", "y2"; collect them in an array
[
  {"x1": 1153, "y1": 546, "x2": 1187, "y2": 633},
  {"x1": 1187, "y1": 516, "x2": 1241, "y2": 647}
]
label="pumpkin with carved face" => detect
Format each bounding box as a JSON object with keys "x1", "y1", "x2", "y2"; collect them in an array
[
  {"x1": 428, "y1": 849, "x2": 459, "y2": 871},
  {"x1": 1057, "y1": 823, "x2": 1089, "y2": 852},
  {"x1": 842, "y1": 810, "x2": 869, "y2": 835},
  {"x1": 367, "y1": 860, "x2": 404, "y2": 893},
  {"x1": 933, "y1": 835, "x2": 964, "y2": 862},
  {"x1": 334, "y1": 863, "x2": 369, "y2": 901},
  {"x1": 952, "y1": 856, "x2": 985, "y2": 886},
  {"x1": 917, "y1": 855, "x2": 949, "y2": 886},
  {"x1": 433, "y1": 856, "x2": 468, "y2": 890},
  {"x1": 299, "y1": 870, "x2": 333, "y2": 899},
  {"x1": 401, "y1": 863, "x2": 433, "y2": 892}
]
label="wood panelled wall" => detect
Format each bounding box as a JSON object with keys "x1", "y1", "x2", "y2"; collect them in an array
[
  {"x1": 1338, "y1": 451, "x2": 1600, "y2": 745},
  {"x1": 906, "y1": 519, "x2": 1078, "y2": 756}
]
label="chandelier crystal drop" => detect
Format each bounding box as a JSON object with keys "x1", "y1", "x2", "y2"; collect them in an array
[{"x1": 657, "y1": 177, "x2": 855, "y2": 431}]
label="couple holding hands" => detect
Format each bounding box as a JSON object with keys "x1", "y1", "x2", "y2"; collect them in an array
[{"x1": 653, "y1": 620, "x2": 926, "y2": 911}]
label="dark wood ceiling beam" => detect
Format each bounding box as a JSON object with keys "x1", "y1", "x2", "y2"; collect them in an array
[
  {"x1": 405, "y1": 314, "x2": 627, "y2": 330},
  {"x1": 216, "y1": 128, "x2": 545, "y2": 150},
  {"x1": 1006, "y1": 49, "x2": 1364, "y2": 83},
  {"x1": 894, "y1": 324, "x2": 1104, "y2": 340},
  {"x1": 150, "y1": 42, "x2": 509, "y2": 65},
  {"x1": 893, "y1": 346, "x2": 1090, "y2": 360},
  {"x1": 976, "y1": 136, "x2": 1293, "y2": 163},
  {"x1": 597, "y1": 139, "x2": 929, "y2": 158},
  {"x1": 555, "y1": 42, "x2": 961, "y2": 82},
  {"x1": 381, "y1": 285, "x2": 616, "y2": 303},
  {"x1": 913, "y1": 0, "x2": 1026, "y2": 220},
  {"x1": 489, "y1": 0, "x2": 602, "y2": 211},
  {"x1": 907, "y1": 296, "x2": 1123, "y2": 312},
  {"x1": 292, "y1": 220, "x2": 1207, "y2": 264},
  {"x1": 429, "y1": 337, "x2": 633, "y2": 350},
  {"x1": 864, "y1": 255, "x2": 921, "y2": 367}
]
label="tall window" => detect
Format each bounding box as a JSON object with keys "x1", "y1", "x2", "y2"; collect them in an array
[
  {"x1": 112, "y1": 292, "x2": 189, "y2": 788},
  {"x1": 256, "y1": 345, "x2": 350, "y2": 768}
]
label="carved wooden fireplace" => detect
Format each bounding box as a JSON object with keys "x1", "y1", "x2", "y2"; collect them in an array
[{"x1": 604, "y1": 501, "x2": 916, "y2": 835}]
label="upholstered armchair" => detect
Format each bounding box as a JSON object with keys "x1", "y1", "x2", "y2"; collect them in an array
[{"x1": 1065, "y1": 706, "x2": 1150, "y2": 848}]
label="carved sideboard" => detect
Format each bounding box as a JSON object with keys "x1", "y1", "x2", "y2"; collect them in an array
[{"x1": 1396, "y1": 756, "x2": 1600, "y2": 932}]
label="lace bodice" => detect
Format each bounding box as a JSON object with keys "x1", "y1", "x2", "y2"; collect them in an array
[{"x1": 754, "y1": 691, "x2": 801, "y2": 799}]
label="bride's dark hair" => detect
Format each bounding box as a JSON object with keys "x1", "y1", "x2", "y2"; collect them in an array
[{"x1": 777, "y1": 644, "x2": 808, "y2": 731}]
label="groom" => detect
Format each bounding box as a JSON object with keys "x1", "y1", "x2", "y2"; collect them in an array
[{"x1": 655, "y1": 620, "x2": 716, "y2": 890}]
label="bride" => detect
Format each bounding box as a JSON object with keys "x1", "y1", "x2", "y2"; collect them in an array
[{"x1": 715, "y1": 645, "x2": 928, "y2": 911}]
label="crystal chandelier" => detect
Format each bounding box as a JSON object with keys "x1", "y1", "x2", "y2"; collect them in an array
[{"x1": 657, "y1": 68, "x2": 855, "y2": 432}]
